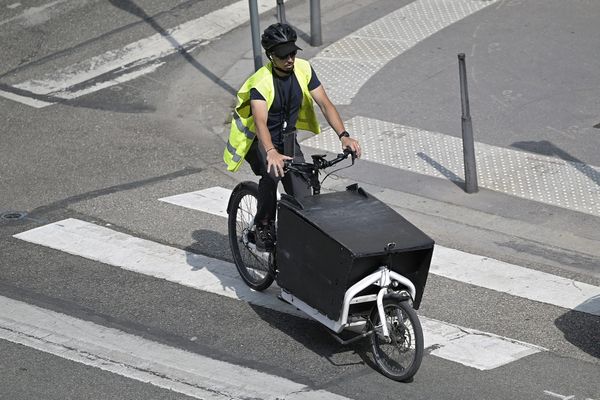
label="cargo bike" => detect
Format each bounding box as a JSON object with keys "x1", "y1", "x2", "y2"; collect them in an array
[{"x1": 227, "y1": 148, "x2": 434, "y2": 381}]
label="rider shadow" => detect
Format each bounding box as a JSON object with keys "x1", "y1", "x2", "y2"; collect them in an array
[
  {"x1": 185, "y1": 229, "x2": 233, "y2": 263},
  {"x1": 554, "y1": 295, "x2": 600, "y2": 359}
]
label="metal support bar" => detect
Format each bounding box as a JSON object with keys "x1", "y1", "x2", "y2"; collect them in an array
[
  {"x1": 458, "y1": 53, "x2": 479, "y2": 193},
  {"x1": 249, "y1": 0, "x2": 263, "y2": 71},
  {"x1": 310, "y1": 0, "x2": 322, "y2": 46},
  {"x1": 276, "y1": 0, "x2": 286, "y2": 24},
  {"x1": 328, "y1": 329, "x2": 375, "y2": 345}
]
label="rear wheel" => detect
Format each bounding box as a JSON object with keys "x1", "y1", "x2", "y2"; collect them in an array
[
  {"x1": 227, "y1": 182, "x2": 274, "y2": 291},
  {"x1": 370, "y1": 296, "x2": 424, "y2": 381}
]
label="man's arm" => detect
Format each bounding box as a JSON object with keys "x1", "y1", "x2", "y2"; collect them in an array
[
  {"x1": 310, "y1": 85, "x2": 361, "y2": 157},
  {"x1": 250, "y1": 99, "x2": 291, "y2": 177}
]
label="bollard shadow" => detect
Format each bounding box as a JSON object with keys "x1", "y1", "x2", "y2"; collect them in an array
[
  {"x1": 511, "y1": 140, "x2": 600, "y2": 187},
  {"x1": 554, "y1": 295, "x2": 600, "y2": 359},
  {"x1": 416, "y1": 152, "x2": 465, "y2": 190},
  {"x1": 108, "y1": 0, "x2": 237, "y2": 96}
]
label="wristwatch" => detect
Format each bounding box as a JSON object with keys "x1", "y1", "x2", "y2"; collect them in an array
[{"x1": 337, "y1": 131, "x2": 350, "y2": 139}]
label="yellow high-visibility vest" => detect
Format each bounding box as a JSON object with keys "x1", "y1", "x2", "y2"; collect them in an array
[{"x1": 223, "y1": 58, "x2": 321, "y2": 172}]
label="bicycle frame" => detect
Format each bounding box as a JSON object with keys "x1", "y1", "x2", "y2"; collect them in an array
[{"x1": 279, "y1": 266, "x2": 416, "y2": 338}]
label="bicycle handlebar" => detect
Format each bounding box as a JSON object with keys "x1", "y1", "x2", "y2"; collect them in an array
[{"x1": 283, "y1": 148, "x2": 355, "y2": 174}]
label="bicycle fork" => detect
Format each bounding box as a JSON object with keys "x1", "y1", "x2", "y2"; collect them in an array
[{"x1": 374, "y1": 268, "x2": 413, "y2": 342}]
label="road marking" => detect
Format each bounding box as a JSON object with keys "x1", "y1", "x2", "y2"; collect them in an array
[
  {"x1": 160, "y1": 186, "x2": 230, "y2": 219},
  {"x1": 0, "y1": 295, "x2": 353, "y2": 400},
  {"x1": 0, "y1": 0, "x2": 70, "y2": 27},
  {"x1": 0, "y1": 0, "x2": 274, "y2": 107},
  {"x1": 311, "y1": 0, "x2": 499, "y2": 104},
  {"x1": 160, "y1": 186, "x2": 600, "y2": 317},
  {"x1": 303, "y1": 116, "x2": 600, "y2": 218},
  {"x1": 14, "y1": 218, "x2": 544, "y2": 370}
]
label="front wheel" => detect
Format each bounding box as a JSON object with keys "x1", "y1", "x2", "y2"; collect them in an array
[
  {"x1": 227, "y1": 182, "x2": 274, "y2": 291},
  {"x1": 370, "y1": 296, "x2": 424, "y2": 382}
]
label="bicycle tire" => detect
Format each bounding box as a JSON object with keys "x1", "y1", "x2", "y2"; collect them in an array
[
  {"x1": 370, "y1": 296, "x2": 424, "y2": 382},
  {"x1": 228, "y1": 182, "x2": 274, "y2": 291}
]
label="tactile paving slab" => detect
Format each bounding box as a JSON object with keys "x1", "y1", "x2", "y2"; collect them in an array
[
  {"x1": 303, "y1": 116, "x2": 600, "y2": 217},
  {"x1": 311, "y1": 0, "x2": 499, "y2": 104}
]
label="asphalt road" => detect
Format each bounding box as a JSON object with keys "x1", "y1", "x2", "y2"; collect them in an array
[{"x1": 1, "y1": 0, "x2": 598, "y2": 399}]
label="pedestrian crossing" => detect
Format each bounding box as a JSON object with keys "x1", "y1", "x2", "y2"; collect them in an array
[
  {"x1": 13, "y1": 217, "x2": 544, "y2": 372},
  {"x1": 13, "y1": 186, "x2": 600, "y2": 366},
  {"x1": 6, "y1": 186, "x2": 600, "y2": 395}
]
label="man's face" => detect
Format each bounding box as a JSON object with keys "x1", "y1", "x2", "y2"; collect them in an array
[{"x1": 272, "y1": 50, "x2": 297, "y2": 73}]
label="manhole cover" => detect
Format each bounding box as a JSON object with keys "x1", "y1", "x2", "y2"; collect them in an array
[{"x1": 1, "y1": 211, "x2": 28, "y2": 220}]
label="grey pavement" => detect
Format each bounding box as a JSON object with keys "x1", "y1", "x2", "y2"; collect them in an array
[{"x1": 1, "y1": 0, "x2": 599, "y2": 399}]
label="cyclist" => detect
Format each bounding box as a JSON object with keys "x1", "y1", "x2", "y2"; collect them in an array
[{"x1": 224, "y1": 23, "x2": 361, "y2": 251}]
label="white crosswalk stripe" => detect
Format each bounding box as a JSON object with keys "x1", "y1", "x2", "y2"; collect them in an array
[{"x1": 15, "y1": 217, "x2": 546, "y2": 371}]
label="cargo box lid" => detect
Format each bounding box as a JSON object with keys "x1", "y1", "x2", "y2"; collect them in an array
[{"x1": 279, "y1": 185, "x2": 434, "y2": 257}]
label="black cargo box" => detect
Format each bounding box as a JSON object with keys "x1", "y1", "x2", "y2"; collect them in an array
[{"x1": 276, "y1": 185, "x2": 434, "y2": 321}]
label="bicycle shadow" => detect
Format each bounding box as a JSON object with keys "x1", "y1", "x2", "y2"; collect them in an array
[
  {"x1": 183, "y1": 229, "x2": 372, "y2": 369},
  {"x1": 554, "y1": 295, "x2": 600, "y2": 359},
  {"x1": 248, "y1": 303, "x2": 370, "y2": 369}
]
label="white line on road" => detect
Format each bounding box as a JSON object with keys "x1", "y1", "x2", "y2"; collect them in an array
[
  {"x1": 159, "y1": 186, "x2": 600, "y2": 317},
  {"x1": 14, "y1": 218, "x2": 544, "y2": 370},
  {"x1": 0, "y1": 294, "x2": 353, "y2": 400},
  {"x1": 0, "y1": 0, "x2": 70, "y2": 27},
  {"x1": 0, "y1": 0, "x2": 275, "y2": 108}
]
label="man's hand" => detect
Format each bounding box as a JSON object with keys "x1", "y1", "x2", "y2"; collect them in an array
[
  {"x1": 341, "y1": 136, "x2": 361, "y2": 158},
  {"x1": 266, "y1": 148, "x2": 292, "y2": 178}
]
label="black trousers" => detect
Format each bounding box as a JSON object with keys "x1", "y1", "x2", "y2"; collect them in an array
[{"x1": 245, "y1": 135, "x2": 311, "y2": 225}]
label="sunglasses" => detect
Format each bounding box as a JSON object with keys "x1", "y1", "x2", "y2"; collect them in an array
[{"x1": 274, "y1": 50, "x2": 297, "y2": 60}]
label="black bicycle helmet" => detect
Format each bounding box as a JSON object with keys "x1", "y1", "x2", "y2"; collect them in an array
[{"x1": 261, "y1": 23, "x2": 302, "y2": 54}]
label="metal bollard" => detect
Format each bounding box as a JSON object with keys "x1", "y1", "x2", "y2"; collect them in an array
[
  {"x1": 310, "y1": 0, "x2": 322, "y2": 46},
  {"x1": 249, "y1": 0, "x2": 263, "y2": 71},
  {"x1": 458, "y1": 53, "x2": 478, "y2": 193},
  {"x1": 276, "y1": 0, "x2": 286, "y2": 24}
]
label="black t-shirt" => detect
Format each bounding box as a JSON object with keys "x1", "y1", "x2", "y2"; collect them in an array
[{"x1": 250, "y1": 66, "x2": 321, "y2": 146}]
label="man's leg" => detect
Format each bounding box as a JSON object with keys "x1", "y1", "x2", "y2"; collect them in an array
[{"x1": 245, "y1": 140, "x2": 279, "y2": 251}]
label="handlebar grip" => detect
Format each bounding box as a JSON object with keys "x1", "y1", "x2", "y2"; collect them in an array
[{"x1": 343, "y1": 148, "x2": 357, "y2": 162}]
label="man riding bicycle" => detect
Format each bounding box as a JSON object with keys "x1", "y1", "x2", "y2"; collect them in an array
[{"x1": 224, "y1": 23, "x2": 361, "y2": 251}]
